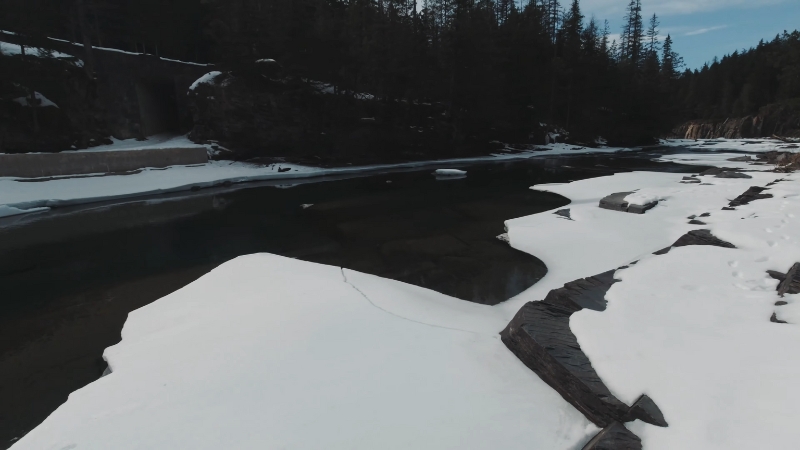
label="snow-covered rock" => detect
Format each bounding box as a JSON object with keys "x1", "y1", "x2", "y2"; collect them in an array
[{"x1": 188, "y1": 71, "x2": 222, "y2": 91}]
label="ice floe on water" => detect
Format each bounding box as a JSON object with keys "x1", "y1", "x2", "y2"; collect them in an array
[{"x1": 10, "y1": 255, "x2": 598, "y2": 450}]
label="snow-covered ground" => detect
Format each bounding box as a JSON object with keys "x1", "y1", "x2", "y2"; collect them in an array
[
  {"x1": 75, "y1": 133, "x2": 208, "y2": 153},
  {"x1": 9, "y1": 140, "x2": 800, "y2": 449},
  {"x1": 0, "y1": 138, "x2": 631, "y2": 218},
  {"x1": 660, "y1": 138, "x2": 799, "y2": 153}
]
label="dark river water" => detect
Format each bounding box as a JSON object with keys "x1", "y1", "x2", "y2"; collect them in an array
[{"x1": 0, "y1": 149, "x2": 700, "y2": 447}]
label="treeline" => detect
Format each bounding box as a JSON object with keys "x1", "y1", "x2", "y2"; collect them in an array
[
  {"x1": 2, "y1": 0, "x2": 701, "y2": 143},
  {"x1": 674, "y1": 31, "x2": 800, "y2": 120},
  {"x1": 205, "y1": 0, "x2": 686, "y2": 143}
]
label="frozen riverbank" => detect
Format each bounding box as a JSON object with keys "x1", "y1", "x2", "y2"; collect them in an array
[
  {"x1": 10, "y1": 141, "x2": 800, "y2": 449},
  {"x1": 0, "y1": 139, "x2": 629, "y2": 218}
]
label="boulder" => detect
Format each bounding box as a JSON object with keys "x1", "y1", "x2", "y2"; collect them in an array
[{"x1": 599, "y1": 192, "x2": 658, "y2": 215}]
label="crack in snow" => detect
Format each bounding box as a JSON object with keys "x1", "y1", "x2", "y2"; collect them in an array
[{"x1": 339, "y1": 267, "x2": 489, "y2": 336}]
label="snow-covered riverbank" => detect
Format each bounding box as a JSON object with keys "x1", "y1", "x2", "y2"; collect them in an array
[
  {"x1": 9, "y1": 141, "x2": 800, "y2": 449},
  {"x1": 0, "y1": 138, "x2": 628, "y2": 219}
]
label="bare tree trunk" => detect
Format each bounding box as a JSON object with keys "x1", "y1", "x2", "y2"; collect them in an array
[
  {"x1": 75, "y1": 0, "x2": 96, "y2": 78},
  {"x1": 20, "y1": 45, "x2": 41, "y2": 133}
]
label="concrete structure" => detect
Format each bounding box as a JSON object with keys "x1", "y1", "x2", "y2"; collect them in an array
[
  {"x1": 0, "y1": 148, "x2": 208, "y2": 178},
  {"x1": 0, "y1": 32, "x2": 212, "y2": 140}
]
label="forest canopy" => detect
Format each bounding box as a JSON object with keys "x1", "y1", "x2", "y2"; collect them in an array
[{"x1": 1, "y1": 0, "x2": 799, "y2": 143}]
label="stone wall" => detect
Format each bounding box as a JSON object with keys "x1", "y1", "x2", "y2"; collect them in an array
[
  {"x1": 672, "y1": 101, "x2": 800, "y2": 140},
  {"x1": 0, "y1": 147, "x2": 208, "y2": 178},
  {"x1": 0, "y1": 31, "x2": 212, "y2": 149}
]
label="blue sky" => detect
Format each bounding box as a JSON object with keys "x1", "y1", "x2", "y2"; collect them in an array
[{"x1": 577, "y1": 0, "x2": 800, "y2": 70}]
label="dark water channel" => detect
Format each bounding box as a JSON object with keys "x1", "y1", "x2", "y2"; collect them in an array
[{"x1": 0, "y1": 150, "x2": 699, "y2": 447}]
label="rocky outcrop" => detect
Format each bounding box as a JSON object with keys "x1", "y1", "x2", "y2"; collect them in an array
[
  {"x1": 599, "y1": 192, "x2": 658, "y2": 214},
  {"x1": 501, "y1": 225, "x2": 742, "y2": 447},
  {"x1": 0, "y1": 33, "x2": 211, "y2": 152},
  {"x1": 500, "y1": 270, "x2": 632, "y2": 427},
  {"x1": 728, "y1": 186, "x2": 773, "y2": 207},
  {"x1": 671, "y1": 101, "x2": 800, "y2": 140},
  {"x1": 187, "y1": 68, "x2": 499, "y2": 164}
]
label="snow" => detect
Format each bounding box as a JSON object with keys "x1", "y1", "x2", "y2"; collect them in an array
[
  {"x1": 158, "y1": 57, "x2": 210, "y2": 67},
  {"x1": 433, "y1": 169, "x2": 466, "y2": 176},
  {"x1": 569, "y1": 173, "x2": 800, "y2": 449},
  {"x1": 0, "y1": 143, "x2": 635, "y2": 218},
  {"x1": 660, "y1": 138, "x2": 800, "y2": 154},
  {"x1": 10, "y1": 254, "x2": 598, "y2": 450},
  {"x1": 12, "y1": 91, "x2": 58, "y2": 108},
  {"x1": 255, "y1": 58, "x2": 276, "y2": 63},
  {"x1": 623, "y1": 189, "x2": 667, "y2": 206},
  {"x1": 189, "y1": 71, "x2": 222, "y2": 91},
  {"x1": 75, "y1": 133, "x2": 207, "y2": 153},
  {"x1": 0, "y1": 41, "x2": 82, "y2": 66},
  {"x1": 0, "y1": 205, "x2": 49, "y2": 218},
  {"x1": 9, "y1": 141, "x2": 800, "y2": 448}
]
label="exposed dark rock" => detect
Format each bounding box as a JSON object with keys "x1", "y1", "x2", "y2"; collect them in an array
[
  {"x1": 671, "y1": 101, "x2": 800, "y2": 140},
  {"x1": 582, "y1": 422, "x2": 642, "y2": 450},
  {"x1": 500, "y1": 269, "x2": 644, "y2": 428},
  {"x1": 699, "y1": 167, "x2": 726, "y2": 176},
  {"x1": 716, "y1": 171, "x2": 753, "y2": 179},
  {"x1": 687, "y1": 215, "x2": 697, "y2": 219},
  {"x1": 624, "y1": 394, "x2": 669, "y2": 427},
  {"x1": 776, "y1": 301, "x2": 789, "y2": 306},
  {"x1": 699, "y1": 212, "x2": 711, "y2": 217},
  {"x1": 599, "y1": 192, "x2": 658, "y2": 215},
  {"x1": 778, "y1": 263, "x2": 800, "y2": 296},
  {"x1": 681, "y1": 176, "x2": 701, "y2": 184},
  {"x1": 766, "y1": 178, "x2": 787, "y2": 186},
  {"x1": 771, "y1": 313, "x2": 788, "y2": 324},
  {"x1": 187, "y1": 70, "x2": 498, "y2": 163},
  {"x1": 555, "y1": 209, "x2": 573, "y2": 220},
  {"x1": 671, "y1": 229, "x2": 736, "y2": 249},
  {"x1": 722, "y1": 207, "x2": 736, "y2": 211},
  {"x1": 728, "y1": 156, "x2": 755, "y2": 162},
  {"x1": 501, "y1": 300, "x2": 629, "y2": 427},
  {"x1": 729, "y1": 186, "x2": 773, "y2": 207},
  {"x1": 688, "y1": 220, "x2": 706, "y2": 225},
  {"x1": 767, "y1": 270, "x2": 787, "y2": 282}
]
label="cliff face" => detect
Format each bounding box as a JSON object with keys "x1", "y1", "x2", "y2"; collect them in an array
[
  {"x1": 186, "y1": 68, "x2": 507, "y2": 164},
  {"x1": 672, "y1": 101, "x2": 800, "y2": 140}
]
